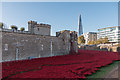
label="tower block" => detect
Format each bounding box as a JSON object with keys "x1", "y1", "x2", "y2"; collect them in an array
[{"x1": 78, "y1": 14, "x2": 83, "y2": 37}]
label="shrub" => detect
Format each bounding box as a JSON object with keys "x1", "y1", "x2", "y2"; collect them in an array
[{"x1": 20, "y1": 27, "x2": 25, "y2": 31}]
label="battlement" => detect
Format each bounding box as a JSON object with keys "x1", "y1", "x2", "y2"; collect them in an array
[
  {"x1": 28, "y1": 21, "x2": 37, "y2": 24},
  {"x1": 38, "y1": 23, "x2": 51, "y2": 26},
  {"x1": 36, "y1": 24, "x2": 51, "y2": 29},
  {"x1": 28, "y1": 21, "x2": 51, "y2": 36},
  {"x1": 28, "y1": 20, "x2": 50, "y2": 26}
]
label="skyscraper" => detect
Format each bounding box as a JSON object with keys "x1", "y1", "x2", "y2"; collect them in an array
[{"x1": 78, "y1": 14, "x2": 83, "y2": 37}]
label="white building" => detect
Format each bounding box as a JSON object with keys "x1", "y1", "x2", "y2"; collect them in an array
[
  {"x1": 97, "y1": 26, "x2": 120, "y2": 43},
  {"x1": 83, "y1": 32, "x2": 97, "y2": 45}
]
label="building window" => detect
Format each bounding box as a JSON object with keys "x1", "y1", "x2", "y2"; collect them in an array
[
  {"x1": 38, "y1": 28, "x2": 39, "y2": 31},
  {"x1": 118, "y1": 27, "x2": 120, "y2": 30},
  {"x1": 4, "y1": 44, "x2": 8, "y2": 51}
]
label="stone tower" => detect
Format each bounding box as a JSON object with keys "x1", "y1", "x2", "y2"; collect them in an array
[
  {"x1": 28, "y1": 21, "x2": 51, "y2": 36},
  {"x1": 28, "y1": 21, "x2": 37, "y2": 34},
  {"x1": 78, "y1": 14, "x2": 83, "y2": 37},
  {"x1": 70, "y1": 31, "x2": 78, "y2": 53},
  {"x1": 56, "y1": 30, "x2": 78, "y2": 54}
]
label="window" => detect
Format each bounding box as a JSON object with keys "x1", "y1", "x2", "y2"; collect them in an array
[
  {"x1": 118, "y1": 27, "x2": 120, "y2": 30},
  {"x1": 38, "y1": 28, "x2": 39, "y2": 31},
  {"x1": 110, "y1": 28, "x2": 116, "y2": 31},
  {"x1": 4, "y1": 44, "x2": 8, "y2": 51}
]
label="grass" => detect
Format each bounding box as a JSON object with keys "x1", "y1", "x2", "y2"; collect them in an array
[{"x1": 86, "y1": 60, "x2": 120, "y2": 79}]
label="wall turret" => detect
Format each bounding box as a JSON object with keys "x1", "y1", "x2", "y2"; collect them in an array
[
  {"x1": 28, "y1": 21, "x2": 37, "y2": 34},
  {"x1": 28, "y1": 21, "x2": 51, "y2": 36}
]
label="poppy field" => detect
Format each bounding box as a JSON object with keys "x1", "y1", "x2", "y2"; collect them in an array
[{"x1": 2, "y1": 50, "x2": 120, "y2": 79}]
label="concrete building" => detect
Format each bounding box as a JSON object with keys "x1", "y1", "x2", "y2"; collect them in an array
[
  {"x1": 97, "y1": 26, "x2": 120, "y2": 43},
  {"x1": 83, "y1": 32, "x2": 97, "y2": 45},
  {"x1": 0, "y1": 21, "x2": 78, "y2": 62}
]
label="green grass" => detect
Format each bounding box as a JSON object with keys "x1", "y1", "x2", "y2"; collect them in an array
[{"x1": 86, "y1": 60, "x2": 120, "y2": 79}]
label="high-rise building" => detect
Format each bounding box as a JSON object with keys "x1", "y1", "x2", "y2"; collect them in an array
[
  {"x1": 78, "y1": 14, "x2": 83, "y2": 37},
  {"x1": 83, "y1": 32, "x2": 97, "y2": 45},
  {"x1": 97, "y1": 26, "x2": 120, "y2": 43}
]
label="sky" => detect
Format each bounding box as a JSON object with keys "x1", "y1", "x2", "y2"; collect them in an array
[{"x1": 1, "y1": 2, "x2": 118, "y2": 36}]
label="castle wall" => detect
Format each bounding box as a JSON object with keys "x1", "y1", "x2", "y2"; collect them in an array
[
  {"x1": 2, "y1": 31, "x2": 70, "y2": 62},
  {"x1": 0, "y1": 31, "x2": 2, "y2": 62},
  {"x1": 28, "y1": 21, "x2": 51, "y2": 36},
  {"x1": 34, "y1": 27, "x2": 50, "y2": 36}
]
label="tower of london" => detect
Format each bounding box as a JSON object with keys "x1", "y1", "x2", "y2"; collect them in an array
[{"x1": 0, "y1": 21, "x2": 78, "y2": 62}]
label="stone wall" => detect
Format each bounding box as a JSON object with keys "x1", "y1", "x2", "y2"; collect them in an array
[
  {"x1": 0, "y1": 31, "x2": 2, "y2": 62},
  {"x1": 33, "y1": 27, "x2": 50, "y2": 36},
  {"x1": 28, "y1": 21, "x2": 51, "y2": 36},
  {"x1": 56, "y1": 30, "x2": 78, "y2": 53},
  {"x1": 2, "y1": 31, "x2": 70, "y2": 62}
]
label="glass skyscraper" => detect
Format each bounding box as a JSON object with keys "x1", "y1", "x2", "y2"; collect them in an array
[{"x1": 78, "y1": 14, "x2": 83, "y2": 37}]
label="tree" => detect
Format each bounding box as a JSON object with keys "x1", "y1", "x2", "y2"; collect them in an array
[
  {"x1": 97, "y1": 37, "x2": 109, "y2": 44},
  {"x1": 87, "y1": 41, "x2": 95, "y2": 45},
  {"x1": 78, "y1": 35, "x2": 85, "y2": 44},
  {"x1": 103, "y1": 36, "x2": 109, "y2": 44},
  {"x1": 96, "y1": 40, "x2": 101, "y2": 44},
  {"x1": 0, "y1": 22, "x2": 3, "y2": 29},
  {"x1": 94, "y1": 40, "x2": 98, "y2": 45},
  {"x1": 97, "y1": 38, "x2": 103, "y2": 44},
  {"x1": 20, "y1": 27, "x2": 25, "y2": 31},
  {"x1": 87, "y1": 41, "x2": 92, "y2": 45},
  {"x1": 61, "y1": 30, "x2": 66, "y2": 33},
  {"x1": 11, "y1": 25, "x2": 18, "y2": 31}
]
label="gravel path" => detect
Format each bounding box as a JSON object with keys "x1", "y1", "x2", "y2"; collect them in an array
[{"x1": 104, "y1": 65, "x2": 120, "y2": 78}]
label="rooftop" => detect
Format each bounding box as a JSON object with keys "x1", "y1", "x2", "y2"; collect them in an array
[
  {"x1": 83, "y1": 32, "x2": 97, "y2": 34},
  {"x1": 98, "y1": 26, "x2": 120, "y2": 31}
]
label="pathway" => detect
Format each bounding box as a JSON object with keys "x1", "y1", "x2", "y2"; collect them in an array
[{"x1": 104, "y1": 65, "x2": 120, "y2": 79}]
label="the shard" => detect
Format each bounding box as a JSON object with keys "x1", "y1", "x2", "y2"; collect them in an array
[{"x1": 78, "y1": 14, "x2": 83, "y2": 37}]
